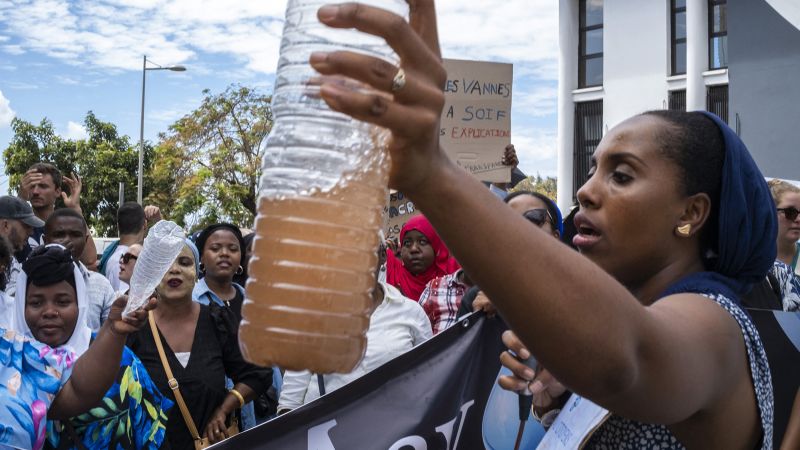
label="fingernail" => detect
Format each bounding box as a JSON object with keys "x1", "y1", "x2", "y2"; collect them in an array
[
  {"x1": 319, "y1": 83, "x2": 343, "y2": 108},
  {"x1": 318, "y1": 5, "x2": 339, "y2": 22},
  {"x1": 520, "y1": 348, "x2": 531, "y2": 360},
  {"x1": 309, "y1": 52, "x2": 329, "y2": 66},
  {"x1": 524, "y1": 368, "x2": 535, "y2": 379},
  {"x1": 530, "y1": 380, "x2": 544, "y2": 394}
]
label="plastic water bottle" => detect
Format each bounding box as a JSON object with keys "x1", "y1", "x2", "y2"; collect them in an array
[
  {"x1": 241, "y1": 0, "x2": 407, "y2": 373},
  {"x1": 124, "y1": 220, "x2": 186, "y2": 316}
]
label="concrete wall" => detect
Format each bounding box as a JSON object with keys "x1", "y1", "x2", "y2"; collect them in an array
[
  {"x1": 603, "y1": 1, "x2": 671, "y2": 129},
  {"x1": 728, "y1": 0, "x2": 800, "y2": 180}
]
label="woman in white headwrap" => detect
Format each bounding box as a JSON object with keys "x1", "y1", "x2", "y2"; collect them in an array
[{"x1": 9, "y1": 244, "x2": 170, "y2": 450}]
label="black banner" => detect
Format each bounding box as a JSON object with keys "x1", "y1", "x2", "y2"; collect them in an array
[
  {"x1": 214, "y1": 310, "x2": 799, "y2": 449},
  {"x1": 748, "y1": 309, "x2": 800, "y2": 449},
  {"x1": 213, "y1": 313, "x2": 548, "y2": 449}
]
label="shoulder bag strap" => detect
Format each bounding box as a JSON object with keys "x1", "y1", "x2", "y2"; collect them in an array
[{"x1": 148, "y1": 311, "x2": 203, "y2": 441}]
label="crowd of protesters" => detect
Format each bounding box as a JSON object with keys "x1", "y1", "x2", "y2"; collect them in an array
[
  {"x1": 0, "y1": 162, "x2": 279, "y2": 449},
  {"x1": 2, "y1": 119, "x2": 800, "y2": 450},
  {"x1": 2, "y1": 121, "x2": 798, "y2": 449},
  {"x1": 1, "y1": 4, "x2": 800, "y2": 449}
]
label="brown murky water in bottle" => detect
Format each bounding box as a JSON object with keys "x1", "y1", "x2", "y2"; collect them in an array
[{"x1": 241, "y1": 154, "x2": 388, "y2": 374}]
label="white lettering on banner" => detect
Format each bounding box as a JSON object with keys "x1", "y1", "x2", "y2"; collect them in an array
[
  {"x1": 387, "y1": 399, "x2": 476, "y2": 450},
  {"x1": 435, "y1": 419, "x2": 455, "y2": 449},
  {"x1": 448, "y1": 400, "x2": 475, "y2": 449},
  {"x1": 388, "y1": 436, "x2": 427, "y2": 450},
  {"x1": 305, "y1": 399, "x2": 476, "y2": 449},
  {"x1": 307, "y1": 420, "x2": 337, "y2": 450}
]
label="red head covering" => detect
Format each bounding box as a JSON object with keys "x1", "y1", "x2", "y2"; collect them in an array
[{"x1": 385, "y1": 215, "x2": 460, "y2": 301}]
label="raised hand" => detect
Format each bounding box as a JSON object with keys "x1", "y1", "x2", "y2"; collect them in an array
[
  {"x1": 502, "y1": 144, "x2": 519, "y2": 168},
  {"x1": 107, "y1": 294, "x2": 157, "y2": 336},
  {"x1": 144, "y1": 205, "x2": 162, "y2": 224},
  {"x1": 61, "y1": 172, "x2": 83, "y2": 212},
  {"x1": 312, "y1": 1, "x2": 449, "y2": 195},
  {"x1": 19, "y1": 168, "x2": 41, "y2": 201}
]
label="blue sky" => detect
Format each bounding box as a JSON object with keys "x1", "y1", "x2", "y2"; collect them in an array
[{"x1": 0, "y1": 0, "x2": 559, "y2": 195}]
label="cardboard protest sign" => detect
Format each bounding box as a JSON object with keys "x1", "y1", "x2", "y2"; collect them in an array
[
  {"x1": 383, "y1": 191, "x2": 419, "y2": 241},
  {"x1": 441, "y1": 59, "x2": 513, "y2": 183}
]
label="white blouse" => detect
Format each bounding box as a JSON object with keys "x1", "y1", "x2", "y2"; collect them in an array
[{"x1": 278, "y1": 282, "x2": 432, "y2": 411}]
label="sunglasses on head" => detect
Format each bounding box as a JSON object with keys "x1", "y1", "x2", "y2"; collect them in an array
[
  {"x1": 778, "y1": 207, "x2": 800, "y2": 221},
  {"x1": 522, "y1": 209, "x2": 553, "y2": 228},
  {"x1": 120, "y1": 253, "x2": 138, "y2": 264}
]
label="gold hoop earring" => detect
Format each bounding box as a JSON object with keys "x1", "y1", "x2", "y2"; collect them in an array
[{"x1": 676, "y1": 224, "x2": 692, "y2": 237}]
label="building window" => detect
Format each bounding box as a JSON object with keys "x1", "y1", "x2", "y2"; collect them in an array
[
  {"x1": 706, "y1": 84, "x2": 728, "y2": 123},
  {"x1": 669, "y1": 89, "x2": 686, "y2": 111},
  {"x1": 671, "y1": 0, "x2": 687, "y2": 75},
  {"x1": 708, "y1": 0, "x2": 727, "y2": 69},
  {"x1": 573, "y1": 100, "x2": 603, "y2": 200},
  {"x1": 579, "y1": 0, "x2": 603, "y2": 88}
]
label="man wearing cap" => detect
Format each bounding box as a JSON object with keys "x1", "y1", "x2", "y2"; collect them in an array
[{"x1": 0, "y1": 195, "x2": 44, "y2": 297}]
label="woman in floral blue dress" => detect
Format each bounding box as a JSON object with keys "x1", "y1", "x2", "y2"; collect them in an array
[{"x1": 1, "y1": 244, "x2": 160, "y2": 450}]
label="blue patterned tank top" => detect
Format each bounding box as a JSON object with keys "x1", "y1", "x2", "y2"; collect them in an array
[{"x1": 584, "y1": 293, "x2": 774, "y2": 449}]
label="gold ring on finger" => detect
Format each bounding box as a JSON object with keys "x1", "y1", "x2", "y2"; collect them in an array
[{"x1": 391, "y1": 68, "x2": 406, "y2": 93}]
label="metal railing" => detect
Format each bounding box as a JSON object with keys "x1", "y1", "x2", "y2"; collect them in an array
[
  {"x1": 669, "y1": 89, "x2": 686, "y2": 111},
  {"x1": 573, "y1": 100, "x2": 604, "y2": 202},
  {"x1": 706, "y1": 84, "x2": 729, "y2": 123}
]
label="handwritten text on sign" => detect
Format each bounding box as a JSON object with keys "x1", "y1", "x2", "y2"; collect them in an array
[
  {"x1": 383, "y1": 191, "x2": 420, "y2": 241},
  {"x1": 441, "y1": 59, "x2": 513, "y2": 183}
]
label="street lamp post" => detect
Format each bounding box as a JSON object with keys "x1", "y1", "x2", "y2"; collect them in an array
[{"x1": 138, "y1": 55, "x2": 186, "y2": 204}]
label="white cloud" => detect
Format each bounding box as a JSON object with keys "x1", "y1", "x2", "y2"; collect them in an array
[
  {"x1": 5, "y1": 81, "x2": 38, "y2": 90},
  {"x1": 511, "y1": 127, "x2": 558, "y2": 176},
  {"x1": 0, "y1": 0, "x2": 557, "y2": 80},
  {"x1": 64, "y1": 120, "x2": 88, "y2": 140},
  {"x1": 0, "y1": 0, "x2": 560, "y2": 167},
  {"x1": 2, "y1": 44, "x2": 24, "y2": 55},
  {"x1": 437, "y1": 0, "x2": 558, "y2": 69},
  {"x1": 55, "y1": 75, "x2": 80, "y2": 85},
  {"x1": 0, "y1": 90, "x2": 16, "y2": 127},
  {"x1": 147, "y1": 107, "x2": 186, "y2": 123},
  {"x1": 514, "y1": 85, "x2": 558, "y2": 118}
]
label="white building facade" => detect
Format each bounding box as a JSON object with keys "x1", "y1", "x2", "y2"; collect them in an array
[{"x1": 556, "y1": 0, "x2": 800, "y2": 212}]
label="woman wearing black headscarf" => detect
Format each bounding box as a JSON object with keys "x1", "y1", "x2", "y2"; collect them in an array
[
  {"x1": 0, "y1": 244, "x2": 155, "y2": 450},
  {"x1": 14, "y1": 244, "x2": 170, "y2": 450}
]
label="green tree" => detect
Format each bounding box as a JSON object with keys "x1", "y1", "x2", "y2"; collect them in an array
[
  {"x1": 510, "y1": 173, "x2": 558, "y2": 200},
  {"x1": 150, "y1": 84, "x2": 272, "y2": 230},
  {"x1": 3, "y1": 112, "x2": 152, "y2": 235}
]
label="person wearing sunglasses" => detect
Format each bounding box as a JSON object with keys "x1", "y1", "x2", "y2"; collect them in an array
[
  {"x1": 118, "y1": 244, "x2": 142, "y2": 290},
  {"x1": 505, "y1": 191, "x2": 563, "y2": 240},
  {"x1": 743, "y1": 178, "x2": 800, "y2": 312},
  {"x1": 457, "y1": 191, "x2": 565, "y2": 321},
  {"x1": 769, "y1": 179, "x2": 800, "y2": 274}
]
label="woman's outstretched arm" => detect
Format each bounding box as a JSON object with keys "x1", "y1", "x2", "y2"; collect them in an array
[
  {"x1": 312, "y1": 1, "x2": 752, "y2": 427},
  {"x1": 49, "y1": 296, "x2": 155, "y2": 419}
]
